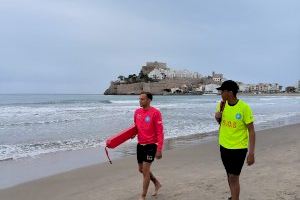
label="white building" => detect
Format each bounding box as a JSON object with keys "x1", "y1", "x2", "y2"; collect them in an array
[
  {"x1": 269, "y1": 83, "x2": 280, "y2": 93},
  {"x1": 212, "y1": 71, "x2": 223, "y2": 82},
  {"x1": 257, "y1": 83, "x2": 270, "y2": 93},
  {"x1": 204, "y1": 84, "x2": 219, "y2": 94},
  {"x1": 174, "y1": 69, "x2": 200, "y2": 79},
  {"x1": 250, "y1": 84, "x2": 258, "y2": 92},
  {"x1": 238, "y1": 83, "x2": 251, "y2": 92},
  {"x1": 148, "y1": 68, "x2": 167, "y2": 80},
  {"x1": 195, "y1": 85, "x2": 205, "y2": 92},
  {"x1": 246, "y1": 83, "x2": 281, "y2": 93},
  {"x1": 148, "y1": 68, "x2": 201, "y2": 80}
]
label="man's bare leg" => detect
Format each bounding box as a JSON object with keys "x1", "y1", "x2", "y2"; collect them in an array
[
  {"x1": 138, "y1": 164, "x2": 161, "y2": 196},
  {"x1": 227, "y1": 174, "x2": 232, "y2": 199},
  {"x1": 138, "y1": 162, "x2": 151, "y2": 200},
  {"x1": 228, "y1": 174, "x2": 240, "y2": 200},
  {"x1": 150, "y1": 172, "x2": 161, "y2": 196}
]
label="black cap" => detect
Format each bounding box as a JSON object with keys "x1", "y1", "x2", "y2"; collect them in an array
[{"x1": 216, "y1": 80, "x2": 239, "y2": 92}]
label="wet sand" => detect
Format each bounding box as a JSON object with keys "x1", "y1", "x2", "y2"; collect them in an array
[{"x1": 0, "y1": 124, "x2": 299, "y2": 200}]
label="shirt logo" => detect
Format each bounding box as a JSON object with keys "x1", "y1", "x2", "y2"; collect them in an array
[
  {"x1": 145, "y1": 116, "x2": 151, "y2": 123},
  {"x1": 235, "y1": 113, "x2": 242, "y2": 120}
]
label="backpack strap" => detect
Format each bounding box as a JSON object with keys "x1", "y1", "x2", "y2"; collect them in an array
[{"x1": 217, "y1": 101, "x2": 225, "y2": 124}]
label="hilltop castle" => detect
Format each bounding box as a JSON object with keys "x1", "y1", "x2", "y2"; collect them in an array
[{"x1": 104, "y1": 62, "x2": 223, "y2": 95}]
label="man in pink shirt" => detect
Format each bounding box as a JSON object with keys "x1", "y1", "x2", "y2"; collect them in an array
[{"x1": 134, "y1": 92, "x2": 164, "y2": 200}]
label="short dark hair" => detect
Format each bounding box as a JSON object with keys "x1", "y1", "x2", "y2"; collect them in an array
[{"x1": 140, "y1": 91, "x2": 153, "y2": 100}]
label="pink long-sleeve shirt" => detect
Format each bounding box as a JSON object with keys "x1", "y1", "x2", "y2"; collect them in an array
[{"x1": 134, "y1": 107, "x2": 164, "y2": 152}]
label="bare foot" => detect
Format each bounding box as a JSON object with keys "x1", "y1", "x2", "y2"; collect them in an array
[
  {"x1": 138, "y1": 195, "x2": 146, "y2": 200},
  {"x1": 152, "y1": 182, "x2": 162, "y2": 196}
]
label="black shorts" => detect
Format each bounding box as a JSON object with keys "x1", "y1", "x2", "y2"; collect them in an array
[
  {"x1": 137, "y1": 143, "x2": 157, "y2": 164},
  {"x1": 220, "y1": 145, "x2": 247, "y2": 176}
]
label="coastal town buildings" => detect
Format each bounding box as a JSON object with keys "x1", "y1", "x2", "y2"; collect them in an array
[
  {"x1": 203, "y1": 84, "x2": 219, "y2": 94},
  {"x1": 104, "y1": 61, "x2": 290, "y2": 95},
  {"x1": 212, "y1": 71, "x2": 223, "y2": 82},
  {"x1": 238, "y1": 83, "x2": 282, "y2": 93},
  {"x1": 146, "y1": 62, "x2": 201, "y2": 80}
]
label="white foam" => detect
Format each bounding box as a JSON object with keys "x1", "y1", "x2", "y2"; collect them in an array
[
  {"x1": 155, "y1": 102, "x2": 216, "y2": 109},
  {"x1": 110, "y1": 100, "x2": 139, "y2": 104},
  {"x1": 0, "y1": 138, "x2": 104, "y2": 161},
  {"x1": 1, "y1": 95, "x2": 300, "y2": 162},
  {"x1": 255, "y1": 112, "x2": 300, "y2": 124},
  {"x1": 259, "y1": 96, "x2": 295, "y2": 101}
]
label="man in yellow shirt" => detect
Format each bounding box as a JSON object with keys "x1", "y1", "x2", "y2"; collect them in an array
[{"x1": 215, "y1": 80, "x2": 256, "y2": 200}]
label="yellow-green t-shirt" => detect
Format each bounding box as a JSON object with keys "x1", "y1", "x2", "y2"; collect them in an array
[{"x1": 216, "y1": 99, "x2": 254, "y2": 149}]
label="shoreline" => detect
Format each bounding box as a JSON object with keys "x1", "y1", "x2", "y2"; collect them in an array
[
  {"x1": 103, "y1": 93, "x2": 300, "y2": 96},
  {"x1": 0, "y1": 123, "x2": 299, "y2": 200},
  {"x1": 239, "y1": 93, "x2": 300, "y2": 96},
  {"x1": 1, "y1": 93, "x2": 299, "y2": 96},
  {"x1": 1, "y1": 120, "x2": 300, "y2": 190},
  {"x1": 0, "y1": 129, "x2": 219, "y2": 190}
]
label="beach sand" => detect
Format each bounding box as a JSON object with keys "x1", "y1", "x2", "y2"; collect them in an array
[{"x1": 0, "y1": 124, "x2": 299, "y2": 200}]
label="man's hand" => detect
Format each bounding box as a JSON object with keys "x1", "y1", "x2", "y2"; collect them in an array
[
  {"x1": 215, "y1": 112, "x2": 222, "y2": 124},
  {"x1": 155, "y1": 151, "x2": 162, "y2": 159},
  {"x1": 247, "y1": 153, "x2": 255, "y2": 166},
  {"x1": 246, "y1": 122, "x2": 255, "y2": 166},
  {"x1": 215, "y1": 112, "x2": 222, "y2": 119}
]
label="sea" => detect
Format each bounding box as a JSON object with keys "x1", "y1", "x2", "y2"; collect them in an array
[{"x1": 0, "y1": 94, "x2": 300, "y2": 188}]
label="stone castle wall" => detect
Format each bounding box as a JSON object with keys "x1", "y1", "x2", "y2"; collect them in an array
[{"x1": 104, "y1": 78, "x2": 201, "y2": 95}]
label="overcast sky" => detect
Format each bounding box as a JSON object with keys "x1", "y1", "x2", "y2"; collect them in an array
[{"x1": 0, "y1": 0, "x2": 299, "y2": 94}]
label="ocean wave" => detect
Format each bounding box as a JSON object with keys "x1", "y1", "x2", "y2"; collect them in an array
[
  {"x1": 99, "y1": 100, "x2": 112, "y2": 104},
  {"x1": 0, "y1": 100, "x2": 112, "y2": 107},
  {"x1": 0, "y1": 106, "x2": 104, "y2": 118},
  {"x1": 0, "y1": 139, "x2": 105, "y2": 161},
  {"x1": 1, "y1": 110, "x2": 300, "y2": 161},
  {"x1": 184, "y1": 99, "x2": 219, "y2": 103},
  {"x1": 110, "y1": 100, "x2": 139, "y2": 104},
  {"x1": 1, "y1": 95, "x2": 299, "y2": 162},
  {"x1": 255, "y1": 112, "x2": 300, "y2": 123},
  {"x1": 0, "y1": 123, "x2": 220, "y2": 161},
  {"x1": 258, "y1": 97, "x2": 295, "y2": 101},
  {"x1": 0, "y1": 118, "x2": 84, "y2": 127},
  {"x1": 155, "y1": 102, "x2": 216, "y2": 109}
]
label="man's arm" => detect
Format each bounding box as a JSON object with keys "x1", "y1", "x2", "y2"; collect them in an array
[
  {"x1": 215, "y1": 101, "x2": 224, "y2": 124},
  {"x1": 131, "y1": 111, "x2": 137, "y2": 139},
  {"x1": 155, "y1": 111, "x2": 164, "y2": 159},
  {"x1": 246, "y1": 122, "x2": 255, "y2": 166},
  {"x1": 215, "y1": 112, "x2": 222, "y2": 124}
]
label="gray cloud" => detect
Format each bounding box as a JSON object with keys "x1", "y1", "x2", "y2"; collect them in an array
[{"x1": 0, "y1": 0, "x2": 299, "y2": 93}]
